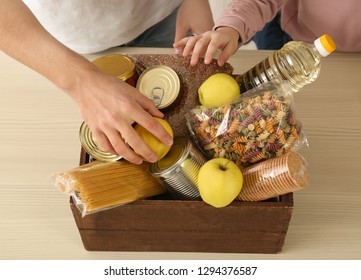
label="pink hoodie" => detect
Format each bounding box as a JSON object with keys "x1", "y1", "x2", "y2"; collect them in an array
[{"x1": 215, "y1": 0, "x2": 361, "y2": 52}]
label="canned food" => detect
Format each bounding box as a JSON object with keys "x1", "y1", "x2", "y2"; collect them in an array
[
  {"x1": 92, "y1": 54, "x2": 138, "y2": 86},
  {"x1": 149, "y1": 136, "x2": 207, "y2": 200},
  {"x1": 136, "y1": 65, "x2": 181, "y2": 110},
  {"x1": 79, "y1": 121, "x2": 122, "y2": 162}
]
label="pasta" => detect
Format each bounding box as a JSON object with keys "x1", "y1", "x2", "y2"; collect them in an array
[
  {"x1": 187, "y1": 84, "x2": 305, "y2": 167},
  {"x1": 55, "y1": 160, "x2": 166, "y2": 216}
]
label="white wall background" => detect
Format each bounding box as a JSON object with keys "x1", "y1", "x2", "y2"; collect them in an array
[{"x1": 209, "y1": 0, "x2": 233, "y2": 22}]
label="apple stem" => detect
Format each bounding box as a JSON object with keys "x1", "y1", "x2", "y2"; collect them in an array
[{"x1": 220, "y1": 160, "x2": 231, "y2": 171}]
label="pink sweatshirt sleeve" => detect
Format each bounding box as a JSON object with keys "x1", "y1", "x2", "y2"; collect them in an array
[{"x1": 215, "y1": 0, "x2": 285, "y2": 44}]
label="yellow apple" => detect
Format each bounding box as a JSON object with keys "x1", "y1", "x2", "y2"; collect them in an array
[
  {"x1": 198, "y1": 158, "x2": 243, "y2": 208},
  {"x1": 198, "y1": 73, "x2": 241, "y2": 107},
  {"x1": 134, "y1": 117, "x2": 173, "y2": 162}
]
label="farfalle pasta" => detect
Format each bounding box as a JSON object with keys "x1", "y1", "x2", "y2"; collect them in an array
[{"x1": 187, "y1": 81, "x2": 306, "y2": 168}]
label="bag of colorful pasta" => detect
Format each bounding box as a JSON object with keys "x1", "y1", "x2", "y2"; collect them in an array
[{"x1": 186, "y1": 80, "x2": 307, "y2": 168}]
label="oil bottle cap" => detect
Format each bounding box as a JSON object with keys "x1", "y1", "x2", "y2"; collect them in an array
[{"x1": 314, "y1": 34, "x2": 336, "y2": 57}]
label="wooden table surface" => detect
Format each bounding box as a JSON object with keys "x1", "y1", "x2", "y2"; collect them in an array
[{"x1": 1, "y1": 48, "x2": 360, "y2": 260}]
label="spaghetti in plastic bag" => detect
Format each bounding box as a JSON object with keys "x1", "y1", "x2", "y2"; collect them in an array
[
  {"x1": 54, "y1": 160, "x2": 166, "y2": 216},
  {"x1": 187, "y1": 81, "x2": 307, "y2": 168}
]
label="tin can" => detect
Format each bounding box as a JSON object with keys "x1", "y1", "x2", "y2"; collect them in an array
[
  {"x1": 79, "y1": 121, "x2": 122, "y2": 162},
  {"x1": 92, "y1": 54, "x2": 138, "y2": 86},
  {"x1": 136, "y1": 65, "x2": 181, "y2": 111},
  {"x1": 149, "y1": 137, "x2": 207, "y2": 200}
]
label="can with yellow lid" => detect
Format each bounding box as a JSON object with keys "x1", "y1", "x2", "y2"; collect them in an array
[
  {"x1": 92, "y1": 54, "x2": 138, "y2": 87},
  {"x1": 79, "y1": 121, "x2": 122, "y2": 162},
  {"x1": 136, "y1": 65, "x2": 181, "y2": 111}
]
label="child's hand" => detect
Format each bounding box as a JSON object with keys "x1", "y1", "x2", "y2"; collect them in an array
[{"x1": 173, "y1": 27, "x2": 240, "y2": 66}]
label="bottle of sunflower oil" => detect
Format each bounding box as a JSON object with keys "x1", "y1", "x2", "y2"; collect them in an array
[{"x1": 236, "y1": 34, "x2": 336, "y2": 92}]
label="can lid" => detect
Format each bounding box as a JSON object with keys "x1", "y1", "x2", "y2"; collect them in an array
[
  {"x1": 314, "y1": 34, "x2": 336, "y2": 57},
  {"x1": 79, "y1": 122, "x2": 122, "y2": 162},
  {"x1": 92, "y1": 54, "x2": 136, "y2": 81},
  {"x1": 150, "y1": 137, "x2": 188, "y2": 174},
  {"x1": 136, "y1": 65, "x2": 180, "y2": 110}
]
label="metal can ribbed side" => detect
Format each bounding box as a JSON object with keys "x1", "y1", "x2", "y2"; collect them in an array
[{"x1": 149, "y1": 137, "x2": 207, "y2": 200}]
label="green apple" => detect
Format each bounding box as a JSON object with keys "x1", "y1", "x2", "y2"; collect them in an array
[
  {"x1": 198, "y1": 158, "x2": 243, "y2": 208},
  {"x1": 198, "y1": 73, "x2": 241, "y2": 107}
]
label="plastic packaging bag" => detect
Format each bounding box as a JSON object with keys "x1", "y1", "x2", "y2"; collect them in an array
[
  {"x1": 237, "y1": 151, "x2": 309, "y2": 201},
  {"x1": 54, "y1": 160, "x2": 166, "y2": 217},
  {"x1": 187, "y1": 81, "x2": 307, "y2": 168}
]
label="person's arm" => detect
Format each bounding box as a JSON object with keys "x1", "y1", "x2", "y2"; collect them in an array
[
  {"x1": 173, "y1": 0, "x2": 214, "y2": 43},
  {"x1": 0, "y1": 0, "x2": 173, "y2": 164},
  {"x1": 174, "y1": 0, "x2": 285, "y2": 66}
]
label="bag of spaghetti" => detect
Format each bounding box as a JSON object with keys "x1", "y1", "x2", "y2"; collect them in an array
[
  {"x1": 54, "y1": 160, "x2": 166, "y2": 217},
  {"x1": 186, "y1": 80, "x2": 307, "y2": 168}
]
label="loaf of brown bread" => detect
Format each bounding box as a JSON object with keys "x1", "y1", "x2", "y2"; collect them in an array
[{"x1": 130, "y1": 54, "x2": 234, "y2": 136}]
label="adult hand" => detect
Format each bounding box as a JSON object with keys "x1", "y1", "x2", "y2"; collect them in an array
[
  {"x1": 174, "y1": 27, "x2": 240, "y2": 66},
  {"x1": 70, "y1": 65, "x2": 173, "y2": 164},
  {"x1": 1, "y1": 0, "x2": 173, "y2": 165},
  {"x1": 174, "y1": 0, "x2": 214, "y2": 43}
]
